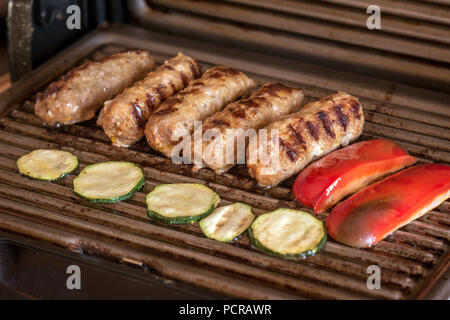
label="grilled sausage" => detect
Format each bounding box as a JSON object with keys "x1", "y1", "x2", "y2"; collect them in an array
[
  {"x1": 97, "y1": 53, "x2": 201, "y2": 147},
  {"x1": 196, "y1": 83, "x2": 304, "y2": 174},
  {"x1": 145, "y1": 66, "x2": 256, "y2": 158},
  {"x1": 247, "y1": 92, "x2": 364, "y2": 187},
  {"x1": 35, "y1": 50, "x2": 155, "y2": 126}
]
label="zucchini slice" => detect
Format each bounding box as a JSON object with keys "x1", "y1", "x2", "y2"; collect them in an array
[
  {"x1": 17, "y1": 149, "x2": 78, "y2": 181},
  {"x1": 146, "y1": 183, "x2": 220, "y2": 224},
  {"x1": 249, "y1": 208, "x2": 326, "y2": 258},
  {"x1": 199, "y1": 203, "x2": 255, "y2": 242},
  {"x1": 73, "y1": 161, "x2": 144, "y2": 203}
]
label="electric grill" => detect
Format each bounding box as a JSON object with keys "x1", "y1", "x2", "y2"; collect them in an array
[{"x1": 0, "y1": 0, "x2": 449, "y2": 299}]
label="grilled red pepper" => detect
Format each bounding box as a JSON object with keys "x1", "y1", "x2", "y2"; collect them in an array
[
  {"x1": 293, "y1": 139, "x2": 417, "y2": 213},
  {"x1": 326, "y1": 163, "x2": 450, "y2": 248}
]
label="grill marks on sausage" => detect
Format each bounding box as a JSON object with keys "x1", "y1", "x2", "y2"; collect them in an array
[
  {"x1": 260, "y1": 83, "x2": 292, "y2": 98},
  {"x1": 153, "y1": 84, "x2": 200, "y2": 117},
  {"x1": 229, "y1": 83, "x2": 295, "y2": 121},
  {"x1": 206, "y1": 72, "x2": 224, "y2": 80},
  {"x1": 162, "y1": 57, "x2": 200, "y2": 95},
  {"x1": 239, "y1": 99, "x2": 260, "y2": 109},
  {"x1": 334, "y1": 104, "x2": 349, "y2": 131},
  {"x1": 205, "y1": 67, "x2": 241, "y2": 80},
  {"x1": 239, "y1": 96, "x2": 267, "y2": 108},
  {"x1": 154, "y1": 107, "x2": 178, "y2": 116},
  {"x1": 279, "y1": 138, "x2": 298, "y2": 162},
  {"x1": 162, "y1": 96, "x2": 181, "y2": 106},
  {"x1": 182, "y1": 88, "x2": 201, "y2": 96},
  {"x1": 154, "y1": 96, "x2": 181, "y2": 116},
  {"x1": 288, "y1": 125, "x2": 306, "y2": 146},
  {"x1": 162, "y1": 65, "x2": 175, "y2": 71},
  {"x1": 192, "y1": 81, "x2": 204, "y2": 87},
  {"x1": 148, "y1": 56, "x2": 201, "y2": 119},
  {"x1": 306, "y1": 121, "x2": 319, "y2": 141},
  {"x1": 41, "y1": 82, "x2": 64, "y2": 99},
  {"x1": 232, "y1": 108, "x2": 247, "y2": 118},
  {"x1": 214, "y1": 66, "x2": 241, "y2": 76},
  {"x1": 270, "y1": 93, "x2": 361, "y2": 166},
  {"x1": 230, "y1": 98, "x2": 263, "y2": 119},
  {"x1": 231, "y1": 93, "x2": 271, "y2": 119},
  {"x1": 279, "y1": 124, "x2": 307, "y2": 162},
  {"x1": 147, "y1": 82, "x2": 174, "y2": 111},
  {"x1": 351, "y1": 100, "x2": 362, "y2": 120},
  {"x1": 179, "y1": 72, "x2": 189, "y2": 86},
  {"x1": 211, "y1": 119, "x2": 229, "y2": 126},
  {"x1": 278, "y1": 125, "x2": 306, "y2": 162},
  {"x1": 317, "y1": 111, "x2": 335, "y2": 139},
  {"x1": 146, "y1": 92, "x2": 156, "y2": 110},
  {"x1": 189, "y1": 60, "x2": 201, "y2": 78},
  {"x1": 131, "y1": 103, "x2": 146, "y2": 129},
  {"x1": 154, "y1": 84, "x2": 168, "y2": 102}
]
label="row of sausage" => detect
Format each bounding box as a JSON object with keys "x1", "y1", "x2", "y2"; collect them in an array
[{"x1": 34, "y1": 49, "x2": 364, "y2": 188}]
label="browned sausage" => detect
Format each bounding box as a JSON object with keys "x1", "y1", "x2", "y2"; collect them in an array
[
  {"x1": 97, "y1": 53, "x2": 201, "y2": 147},
  {"x1": 247, "y1": 92, "x2": 364, "y2": 186},
  {"x1": 35, "y1": 50, "x2": 155, "y2": 126},
  {"x1": 145, "y1": 66, "x2": 256, "y2": 158},
  {"x1": 196, "y1": 83, "x2": 304, "y2": 174}
]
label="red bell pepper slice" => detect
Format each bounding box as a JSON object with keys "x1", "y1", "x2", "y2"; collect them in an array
[
  {"x1": 326, "y1": 163, "x2": 450, "y2": 248},
  {"x1": 293, "y1": 139, "x2": 417, "y2": 214}
]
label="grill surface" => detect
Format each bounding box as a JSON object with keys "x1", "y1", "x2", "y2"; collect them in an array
[{"x1": 0, "y1": 25, "x2": 448, "y2": 299}]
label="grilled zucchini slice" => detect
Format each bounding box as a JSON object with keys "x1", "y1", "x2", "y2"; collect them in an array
[
  {"x1": 73, "y1": 161, "x2": 144, "y2": 203},
  {"x1": 146, "y1": 183, "x2": 220, "y2": 224},
  {"x1": 249, "y1": 208, "x2": 326, "y2": 258},
  {"x1": 17, "y1": 149, "x2": 78, "y2": 181},
  {"x1": 199, "y1": 203, "x2": 255, "y2": 242}
]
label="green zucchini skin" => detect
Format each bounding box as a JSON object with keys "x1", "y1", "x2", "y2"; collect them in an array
[
  {"x1": 147, "y1": 203, "x2": 216, "y2": 224},
  {"x1": 200, "y1": 230, "x2": 246, "y2": 244},
  {"x1": 74, "y1": 174, "x2": 145, "y2": 204},
  {"x1": 17, "y1": 151, "x2": 79, "y2": 182},
  {"x1": 19, "y1": 162, "x2": 79, "y2": 182},
  {"x1": 248, "y1": 220, "x2": 327, "y2": 259}
]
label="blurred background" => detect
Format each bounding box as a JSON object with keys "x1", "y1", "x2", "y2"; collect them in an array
[
  {"x1": 0, "y1": 0, "x2": 8, "y2": 76},
  {"x1": 0, "y1": 0, "x2": 448, "y2": 94}
]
